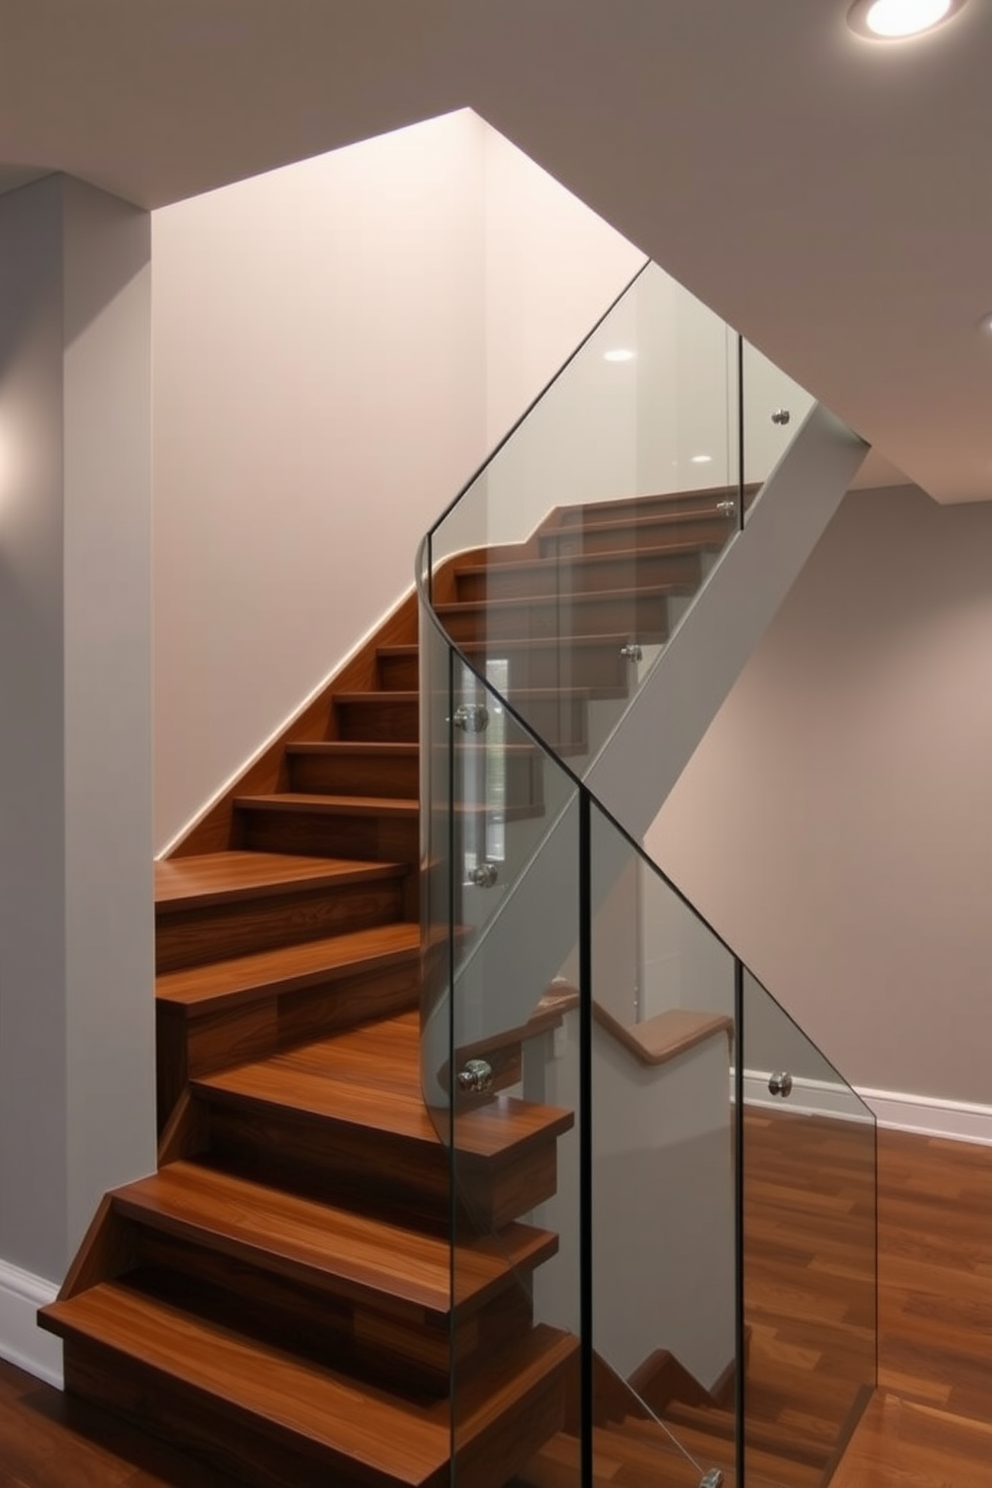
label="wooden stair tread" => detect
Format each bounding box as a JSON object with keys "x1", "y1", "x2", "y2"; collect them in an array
[
  {"x1": 113, "y1": 1161, "x2": 557, "y2": 1317},
  {"x1": 541, "y1": 505, "x2": 734, "y2": 540},
  {"x1": 42, "y1": 1281, "x2": 447, "y2": 1483},
  {"x1": 155, "y1": 852, "x2": 408, "y2": 911},
  {"x1": 593, "y1": 1005, "x2": 733, "y2": 1068},
  {"x1": 547, "y1": 483, "x2": 757, "y2": 527},
  {"x1": 195, "y1": 1013, "x2": 573, "y2": 1160},
  {"x1": 455, "y1": 541, "x2": 714, "y2": 579},
  {"x1": 234, "y1": 793, "x2": 419, "y2": 817},
  {"x1": 459, "y1": 633, "x2": 647, "y2": 654},
  {"x1": 156, "y1": 924, "x2": 420, "y2": 1013},
  {"x1": 41, "y1": 1283, "x2": 573, "y2": 1485},
  {"x1": 436, "y1": 586, "x2": 685, "y2": 616}
]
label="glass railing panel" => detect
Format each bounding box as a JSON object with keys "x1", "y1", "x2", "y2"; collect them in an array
[
  {"x1": 426, "y1": 653, "x2": 583, "y2": 1486},
  {"x1": 741, "y1": 970, "x2": 877, "y2": 1488},
  {"x1": 589, "y1": 799, "x2": 738, "y2": 1488},
  {"x1": 419, "y1": 559, "x2": 458, "y2": 1126},
  {"x1": 742, "y1": 339, "x2": 816, "y2": 511},
  {"x1": 428, "y1": 263, "x2": 742, "y2": 778}
]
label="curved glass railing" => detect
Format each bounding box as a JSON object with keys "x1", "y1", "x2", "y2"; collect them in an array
[
  {"x1": 424, "y1": 261, "x2": 813, "y2": 788},
  {"x1": 417, "y1": 263, "x2": 871, "y2": 1487}
]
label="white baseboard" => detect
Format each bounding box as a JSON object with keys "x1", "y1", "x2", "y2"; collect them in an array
[
  {"x1": 0, "y1": 1258, "x2": 63, "y2": 1388},
  {"x1": 742, "y1": 1069, "x2": 992, "y2": 1147},
  {"x1": 856, "y1": 1086, "x2": 992, "y2": 1147},
  {"x1": 741, "y1": 1070, "x2": 871, "y2": 1123}
]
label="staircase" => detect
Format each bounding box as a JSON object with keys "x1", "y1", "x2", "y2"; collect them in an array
[{"x1": 38, "y1": 481, "x2": 819, "y2": 1486}]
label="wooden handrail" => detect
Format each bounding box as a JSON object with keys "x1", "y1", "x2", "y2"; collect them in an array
[{"x1": 593, "y1": 1001, "x2": 733, "y2": 1068}]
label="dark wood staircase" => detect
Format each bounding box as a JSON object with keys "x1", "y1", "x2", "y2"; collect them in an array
[{"x1": 40, "y1": 486, "x2": 745, "y2": 1488}]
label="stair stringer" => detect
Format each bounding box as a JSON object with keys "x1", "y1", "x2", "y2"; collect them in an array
[{"x1": 586, "y1": 401, "x2": 869, "y2": 843}]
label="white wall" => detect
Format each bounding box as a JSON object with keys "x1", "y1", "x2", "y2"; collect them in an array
[
  {"x1": 651, "y1": 483, "x2": 992, "y2": 1108},
  {"x1": 153, "y1": 112, "x2": 486, "y2": 850},
  {"x1": 153, "y1": 112, "x2": 641, "y2": 852},
  {"x1": 0, "y1": 177, "x2": 154, "y2": 1359},
  {"x1": 483, "y1": 127, "x2": 644, "y2": 448}
]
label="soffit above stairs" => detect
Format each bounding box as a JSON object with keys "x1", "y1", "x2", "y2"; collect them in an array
[{"x1": 1, "y1": 0, "x2": 989, "y2": 503}]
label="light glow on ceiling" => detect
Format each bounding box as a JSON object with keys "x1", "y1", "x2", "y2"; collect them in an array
[
  {"x1": 603, "y1": 348, "x2": 635, "y2": 362},
  {"x1": 847, "y1": 0, "x2": 965, "y2": 39},
  {"x1": 690, "y1": 454, "x2": 713, "y2": 464}
]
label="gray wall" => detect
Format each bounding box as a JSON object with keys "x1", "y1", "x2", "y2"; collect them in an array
[
  {"x1": 652, "y1": 484, "x2": 992, "y2": 1107},
  {"x1": 0, "y1": 176, "x2": 155, "y2": 1284}
]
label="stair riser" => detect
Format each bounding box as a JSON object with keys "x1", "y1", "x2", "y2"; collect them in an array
[
  {"x1": 454, "y1": 552, "x2": 701, "y2": 602},
  {"x1": 201, "y1": 1100, "x2": 562, "y2": 1232},
  {"x1": 129, "y1": 1237, "x2": 452, "y2": 1397},
  {"x1": 289, "y1": 751, "x2": 419, "y2": 798},
  {"x1": 439, "y1": 595, "x2": 671, "y2": 644},
  {"x1": 463, "y1": 645, "x2": 635, "y2": 694},
  {"x1": 335, "y1": 700, "x2": 418, "y2": 743},
  {"x1": 237, "y1": 808, "x2": 419, "y2": 867},
  {"x1": 156, "y1": 879, "x2": 407, "y2": 974},
  {"x1": 455, "y1": 750, "x2": 545, "y2": 811},
  {"x1": 61, "y1": 1341, "x2": 435, "y2": 1488},
  {"x1": 157, "y1": 957, "x2": 421, "y2": 1105},
  {"x1": 451, "y1": 1351, "x2": 573, "y2": 1488},
  {"x1": 540, "y1": 517, "x2": 731, "y2": 558},
  {"x1": 129, "y1": 1230, "x2": 536, "y2": 1399},
  {"x1": 501, "y1": 695, "x2": 590, "y2": 751},
  {"x1": 377, "y1": 651, "x2": 419, "y2": 690}
]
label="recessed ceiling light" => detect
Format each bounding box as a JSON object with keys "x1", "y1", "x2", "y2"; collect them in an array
[
  {"x1": 603, "y1": 348, "x2": 635, "y2": 363},
  {"x1": 690, "y1": 454, "x2": 713, "y2": 465},
  {"x1": 847, "y1": 0, "x2": 966, "y2": 39}
]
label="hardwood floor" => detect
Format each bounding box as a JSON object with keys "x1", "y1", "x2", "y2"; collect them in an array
[{"x1": 831, "y1": 1129, "x2": 992, "y2": 1488}]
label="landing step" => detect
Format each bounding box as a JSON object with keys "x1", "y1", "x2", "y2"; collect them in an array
[
  {"x1": 112, "y1": 1161, "x2": 558, "y2": 1319},
  {"x1": 194, "y1": 1013, "x2": 573, "y2": 1163},
  {"x1": 156, "y1": 923, "x2": 420, "y2": 1015},
  {"x1": 41, "y1": 1282, "x2": 575, "y2": 1488},
  {"x1": 155, "y1": 852, "x2": 407, "y2": 912}
]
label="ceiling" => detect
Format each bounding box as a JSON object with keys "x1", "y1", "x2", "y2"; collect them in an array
[{"x1": 2, "y1": 0, "x2": 988, "y2": 502}]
